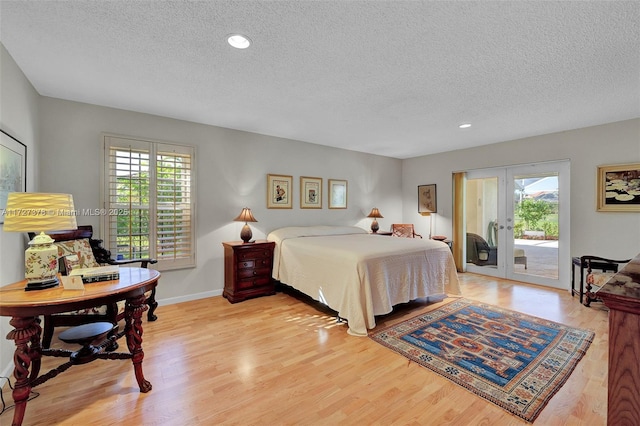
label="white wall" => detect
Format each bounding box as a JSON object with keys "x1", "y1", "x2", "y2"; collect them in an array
[
  {"x1": 37, "y1": 97, "x2": 403, "y2": 303},
  {"x1": 402, "y1": 119, "x2": 640, "y2": 260},
  {"x1": 0, "y1": 44, "x2": 40, "y2": 377}
]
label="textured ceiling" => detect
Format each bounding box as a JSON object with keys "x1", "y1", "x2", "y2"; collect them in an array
[{"x1": 1, "y1": 1, "x2": 638, "y2": 159}]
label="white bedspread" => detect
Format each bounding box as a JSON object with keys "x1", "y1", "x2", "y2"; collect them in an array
[{"x1": 268, "y1": 226, "x2": 461, "y2": 336}]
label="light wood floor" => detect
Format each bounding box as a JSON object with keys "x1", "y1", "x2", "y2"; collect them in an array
[{"x1": 1, "y1": 273, "x2": 608, "y2": 425}]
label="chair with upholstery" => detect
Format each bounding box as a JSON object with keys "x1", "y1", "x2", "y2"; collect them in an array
[
  {"x1": 30, "y1": 225, "x2": 158, "y2": 348},
  {"x1": 575, "y1": 255, "x2": 631, "y2": 307},
  {"x1": 391, "y1": 224, "x2": 423, "y2": 238},
  {"x1": 466, "y1": 232, "x2": 527, "y2": 268},
  {"x1": 466, "y1": 233, "x2": 498, "y2": 266}
]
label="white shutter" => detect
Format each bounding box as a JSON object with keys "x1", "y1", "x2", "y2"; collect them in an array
[
  {"x1": 103, "y1": 135, "x2": 196, "y2": 270},
  {"x1": 155, "y1": 143, "x2": 194, "y2": 268}
]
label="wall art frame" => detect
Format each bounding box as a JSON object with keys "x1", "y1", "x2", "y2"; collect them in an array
[
  {"x1": 267, "y1": 173, "x2": 293, "y2": 209},
  {"x1": 1, "y1": 129, "x2": 27, "y2": 224},
  {"x1": 300, "y1": 176, "x2": 322, "y2": 209},
  {"x1": 328, "y1": 179, "x2": 348, "y2": 209},
  {"x1": 596, "y1": 163, "x2": 640, "y2": 212},
  {"x1": 418, "y1": 184, "x2": 437, "y2": 213}
]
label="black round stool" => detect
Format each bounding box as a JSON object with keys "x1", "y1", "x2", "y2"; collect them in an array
[{"x1": 58, "y1": 322, "x2": 116, "y2": 364}]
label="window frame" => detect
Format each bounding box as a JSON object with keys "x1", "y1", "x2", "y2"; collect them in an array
[{"x1": 102, "y1": 133, "x2": 196, "y2": 271}]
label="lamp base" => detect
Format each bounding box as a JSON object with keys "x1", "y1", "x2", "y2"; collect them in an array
[
  {"x1": 25, "y1": 277, "x2": 59, "y2": 291},
  {"x1": 240, "y1": 223, "x2": 253, "y2": 244},
  {"x1": 370, "y1": 219, "x2": 379, "y2": 233},
  {"x1": 24, "y1": 232, "x2": 60, "y2": 290}
]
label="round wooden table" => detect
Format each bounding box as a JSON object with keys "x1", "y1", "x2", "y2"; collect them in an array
[{"x1": 0, "y1": 267, "x2": 160, "y2": 426}]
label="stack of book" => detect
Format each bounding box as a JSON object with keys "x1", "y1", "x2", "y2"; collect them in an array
[{"x1": 69, "y1": 265, "x2": 120, "y2": 283}]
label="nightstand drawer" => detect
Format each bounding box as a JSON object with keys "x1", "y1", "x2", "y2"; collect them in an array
[
  {"x1": 237, "y1": 259, "x2": 255, "y2": 269},
  {"x1": 237, "y1": 249, "x2": 272, "y2": 261},
  {"x1": 237, "y1": 258, "x2": 271, "y2": 270},
  {"x1": 237, "y1": 276, "x2": 271, "y2": 289},
  {"x1": 237, "y1": 267, "x2": 271, "y2": 279}
]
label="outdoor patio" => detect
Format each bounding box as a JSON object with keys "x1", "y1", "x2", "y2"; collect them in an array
[
  {"x1": 514, "y1": 239, "x2": 559, "y2": 279},
  {"x1": 468, "y1": 239, "x2": 559, "y2": 280}
]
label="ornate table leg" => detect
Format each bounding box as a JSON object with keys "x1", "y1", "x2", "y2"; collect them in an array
[
  {"x1": 124, "y1": 294, "x2": 152, "y2": 393},
  {"x1": 6, "y1": 316, "x2": 42, "y2": 426}
]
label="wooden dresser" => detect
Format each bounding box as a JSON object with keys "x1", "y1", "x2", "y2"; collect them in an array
[
  {"x1": 222, "y1": 240, "x2": 275, "y2": 303},
  {"x1": 596, "y1": 253, "x2": 640, "y2": 426}
]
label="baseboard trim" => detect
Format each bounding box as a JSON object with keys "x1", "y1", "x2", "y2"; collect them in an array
[{"x1": 157, "y1": 289, "x2": 222, "y2": 306}]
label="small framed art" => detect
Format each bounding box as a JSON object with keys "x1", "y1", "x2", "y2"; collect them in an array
[
  {"x1": 0, "y1": 129, "x2": 27, "y2": 223},
  {"x1": 418, "y1": 184, "x2": 437, "y2": 213},
  {"x1": 267, "y1": 174, "x2": 293, "y2": 209},
  {"x1": 596, "y1": 163, "x2": 640, "y2": 212},
  {"x1": 328, "y1": 179, "x2": 347, "y2": 209},
  {"x1": 300, "y1": 176, "x2": 322, "y2": 209}
]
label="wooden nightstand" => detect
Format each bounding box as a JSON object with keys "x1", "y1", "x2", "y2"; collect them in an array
[
  {"x1": 440, "y1": 239, "x2": 453, "y2": 250},
  {"x1": 432, "y1": 237, "x2": 453, "y2": 251},
  {"x1": 222, "y1": 240, "x2": 275, "y2": 303}
]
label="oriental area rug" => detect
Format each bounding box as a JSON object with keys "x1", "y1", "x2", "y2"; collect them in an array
[{"x1": 370, "y1": 298, "x2": 595, "y2": 423}]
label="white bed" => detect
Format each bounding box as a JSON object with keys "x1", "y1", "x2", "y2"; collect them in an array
[{"x1": 267, "y1": 226, "x2": 461, "y2": 336}]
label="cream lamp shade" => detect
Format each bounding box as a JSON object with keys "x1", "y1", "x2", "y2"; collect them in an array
[
  {"x1": 3, "y1": 192, "x2": 78, "y2": 290},
  {"x1": 233, "y1": 207, "x2": 257, "y2": 243},
  {"x1": 367, "y1": 207, "x2": 384, "y2": 233}
]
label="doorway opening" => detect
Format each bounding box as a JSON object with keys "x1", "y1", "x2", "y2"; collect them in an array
[{"x1": 461, "y1": 160, "x2": 569, "y2": 289}]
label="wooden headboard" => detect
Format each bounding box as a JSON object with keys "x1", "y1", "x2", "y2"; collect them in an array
[{"x1": 31, "y1": 225, "x2": 94, "y2": 242}]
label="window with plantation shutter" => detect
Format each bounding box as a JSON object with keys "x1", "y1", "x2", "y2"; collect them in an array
[{"x1": 103, "y1": 135, "x2": 196, "y2": 270}]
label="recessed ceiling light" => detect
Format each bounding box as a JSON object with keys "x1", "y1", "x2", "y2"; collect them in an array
[
  {"x1": 227, "y1": 34, "x2": 251, "y2": 49},
  {"x1": 459, "y1": 123, "x2": 472, "y2": 129}
]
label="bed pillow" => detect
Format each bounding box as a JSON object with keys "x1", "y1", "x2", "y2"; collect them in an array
[
  {"x1": 55, "y1": 238, "x2": 100, "y2": 269},
  {"x1": 267, "y1": 225, "x2": 367, "y2": 244}
]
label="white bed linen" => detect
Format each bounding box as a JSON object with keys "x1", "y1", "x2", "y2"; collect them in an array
[{"x1": 268, "y1": 226, "x2": 461, "y2": 336}]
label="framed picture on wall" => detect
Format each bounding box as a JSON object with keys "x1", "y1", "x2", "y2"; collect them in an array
[
  {"x1": 418, "y1": 184, "x2": 437, "y2": 213},
  {"x1": 328, "y1": 179, "x2": 347, "y2": 209},
  {"x1": 300, "y1": 176, "x2": 322, "y2": 209},
  {"x1": 596, "y1": 163, "x2": 640, "y2": 212},
  {"x1": 267, "y1": 174, "x2": 293, "y2": 209},
  {"x1": 0, "y1": 130, "x2": 27, "y2": 223}
]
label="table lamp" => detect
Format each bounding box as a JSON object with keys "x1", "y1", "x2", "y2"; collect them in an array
[
  {"x1": 233, "y1": 207, "x2": 257, "y2": 243},
  {"x1": 367, "y1": 207, "x2": 383, "y2": 233},
  {"x1": 3, "y1": 192, "x2": 78, "y2": 290}
]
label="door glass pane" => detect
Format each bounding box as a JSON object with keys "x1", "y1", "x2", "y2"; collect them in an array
[
  {"x1": 465, "y1": 177, "x2": 499, "y2": 271},
  {"x1": 513, "y1": 173, "x2": 559, "y2": 280}
]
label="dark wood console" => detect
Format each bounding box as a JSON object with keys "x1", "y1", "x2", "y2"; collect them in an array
[{"x1": 596, "y1": 253, "x2": 640, "y2": 426}]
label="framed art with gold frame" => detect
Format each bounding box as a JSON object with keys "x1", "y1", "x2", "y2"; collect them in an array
[
  {"x1": 596, "y1": 163, "x2": 640, "y2": 212},
  {"x1": 267, "y1": 174, "x2": 293, "y2": 209},
  {"x1": 300, "y1": 176, "x2": 322, "y2": 209},
  {"x1": 328, "y1": 179, "x2": 347, "y2": 209}
]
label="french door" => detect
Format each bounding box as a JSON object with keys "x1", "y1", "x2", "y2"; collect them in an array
[{"x1": 464, "y1": 161, "x2": 570, "y2": 289}]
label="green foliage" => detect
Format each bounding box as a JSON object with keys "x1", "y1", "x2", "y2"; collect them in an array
[
  {"x1": 540, "y1": 221, "x2": 559, "y2": 238},
  {"x1": 513, "y1": 221, "x2": 525, "y2": 238},
  {"x1": 515, "y1": 199, "x2": 553, "y2": 231}
]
